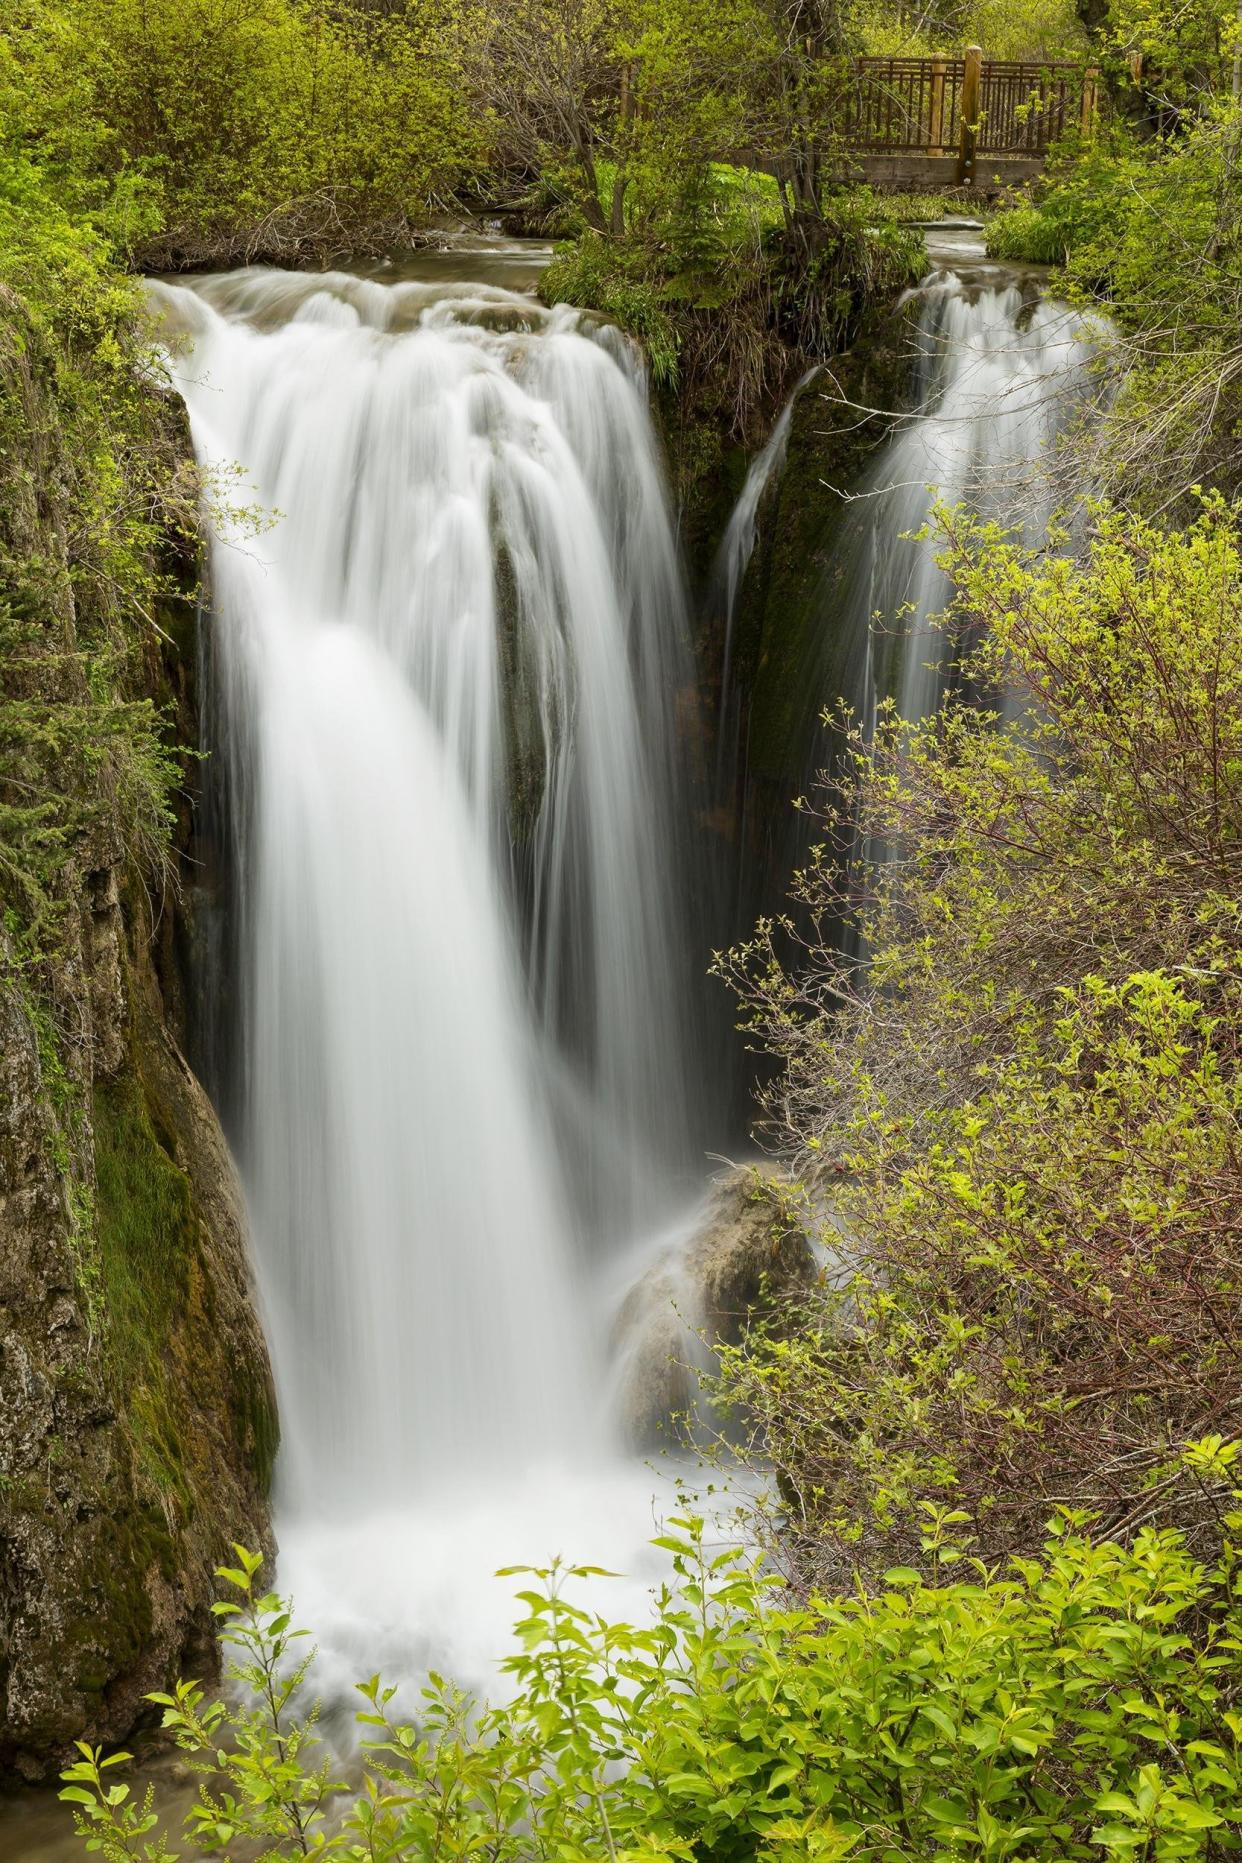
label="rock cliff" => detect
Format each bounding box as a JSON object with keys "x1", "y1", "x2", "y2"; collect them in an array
[{"x1": 0, "y1": 279, "x2": 275, "y2": 1778}]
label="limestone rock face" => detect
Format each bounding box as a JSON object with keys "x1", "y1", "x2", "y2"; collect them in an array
[
  {"x1": 612, "y1": 1167, "x2": 814, "y2": 1447},
  {"x1": 0, "y1": 285, "x2": 275, "y2": 1777},
  {"x1": 0, "y1": 877, "x2": 276, "y2": 1779},
  {"x1": 684, "y1": 1166, "x2": 816, "y2": 1341}
]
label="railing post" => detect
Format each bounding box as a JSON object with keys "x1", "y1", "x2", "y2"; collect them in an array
[
  {"x1": 929, "y1": 55, "x2": 947, "y2": 153},
  {"x1": 1080, "y1": 63, "x2": 1100, "y2": 137},
  {"x1": 958, "y1": 43, "x2": 982, "y2": 184}
]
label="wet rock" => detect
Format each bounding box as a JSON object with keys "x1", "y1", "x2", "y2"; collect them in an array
[
  {"x1": 685, "y1": 1165, "x2": 816, "y2": 1340},
  {"x1": 0, "y1": 289, "x2": 276, "y2": 1776},
  {"x1": 0, "y1": 889, "x2": 277, "y2": 1778},
  {"x1": 733, "y1": 301, "x2": 924, "y2": 793},
  {"x1": 612, "y1": 1166, "x2": 814, "y2": 1447}
]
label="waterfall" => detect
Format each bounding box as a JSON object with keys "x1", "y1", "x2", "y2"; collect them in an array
[
  {"x1": 148, "y1": 265, "x2": 712, "y2": 1690},
  {"x1": 140, "y1": 247, "x2": 1105, "y2": 1698},
  {"x1": 832, "y1": 271, "x2": 1104, "y2": 729},
  {"x1": 726, "y1": 267, "x2": 1106, "y2": 864}
]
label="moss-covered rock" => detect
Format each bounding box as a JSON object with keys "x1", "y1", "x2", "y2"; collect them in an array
[
  {"x1": 732, "y1": 296, "x2": 923, "y2": 792},
  {"x1": 612, "y1": 1165, "x2": 814, "y2": 1448},
  {"x1": 0, "y1": 251, "x2": 275, "y2": 1779},
  {"x1": 0, "y1": 870, "x2": 276, "y2": 1777}
]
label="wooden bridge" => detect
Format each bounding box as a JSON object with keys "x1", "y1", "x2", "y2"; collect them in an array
[{"x1": 842, "y1": 48, "x2": 1101, "y2": 188}]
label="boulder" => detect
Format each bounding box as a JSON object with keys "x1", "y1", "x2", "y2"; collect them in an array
[{"x1": 611, "y1": 1166, "x2": 814, "y2": 1448}]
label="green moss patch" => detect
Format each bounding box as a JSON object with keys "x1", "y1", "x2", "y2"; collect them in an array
[{"x1": 92, "y1": 1067, "x2": 198, "y2": 1509}]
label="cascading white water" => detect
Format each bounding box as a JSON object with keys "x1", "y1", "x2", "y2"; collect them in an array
[
  {"x1": 708, "y1": 256, "x2": 1108, "y2": 949},
  {"x1": 147, "y1": 261, "x2": 715, "y2": 1691},
  {"x1": 133, "y1": 245, "x2": 1104, "y2": 1706},
  {"x1": 0, "y1": 242, "x2": 1128, "y2": 1863},
  {"x1": 836, "y1": 268, "x2": 1105, "y2": 726}
]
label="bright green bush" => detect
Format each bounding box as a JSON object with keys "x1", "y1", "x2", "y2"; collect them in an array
[
  {"x1": 0, "y1": 149, "x2": 183, "y2": 941},
  {"x1": 716, "y1": 498, "x2": 1242, "y2": 1565},
  {"x1": 1, "y1": 0, "x2": 484, "y2": 266},
  {"x1": 543, "y1": 236, "x2": 684, "y2": 388},
  {"x1": 986, "y1": 107, "x2": 1241, "y2": 499},
  {"x1": 63, "y1": 1501, "x2": 1242, "y2": 1860},
  {"x1": 985, "y1": 198, "x2": 1079, "y2": 265},
  {"x1": 984, "y1": 132, "x2": 1159, "y2": 272},
  {"x1": 987, "y1": 109, "x2": 1241, "y2": 314}
]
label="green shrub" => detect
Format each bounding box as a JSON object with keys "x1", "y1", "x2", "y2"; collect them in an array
[
  {"x1": 543, "y1": 235, "x2": 683, "y2": 389},
  {"x1": 62, "y1": 1497, "x2": 1242, "y2": 1860},
  {"x1": 985, "y1": 201, "x2": 1071, "y2": 264},
  {"x1": 1, "y1": 0, "x2": 484, "y2": 266},
  {"x1": 989, "y1": 110, "x2": 1241, "y2": 316},
  {"x1": 0, "y1": 150, "x2": 183, "y2": 945},
  {"x1": 716, "y1": 498, "x2": 1242, "y2": 1567},
  {"x1": 986, "y1": 108, "x2": 1242, "y2": 500}
]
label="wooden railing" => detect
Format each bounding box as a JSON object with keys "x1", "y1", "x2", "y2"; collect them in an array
[
  {"x1": 843, "y1": 55, "x2": 968, "y2": 154},
  {"x1": 842, "y1": 49, "x2": 1100, "y2": 182}
]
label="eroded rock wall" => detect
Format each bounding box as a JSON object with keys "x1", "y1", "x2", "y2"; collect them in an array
[
  {"x1": 0, "y1": 872, "x2": 275, "y2": 1778},
  {"x1": 0, "y1": 284, "x2": 275, "y2": 1779}
]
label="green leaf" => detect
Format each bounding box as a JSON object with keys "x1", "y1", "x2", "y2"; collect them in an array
[{"x1": 924, "y1": 1797, "x2": 972, "y2": 1825}]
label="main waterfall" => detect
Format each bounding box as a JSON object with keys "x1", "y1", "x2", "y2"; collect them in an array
[
  {"x1": 148, "y1": 261, "x2": 712, "y2": 1687},
  {"x1": 0, "y1": 237, "x2": 1127, "y2": 1863}
]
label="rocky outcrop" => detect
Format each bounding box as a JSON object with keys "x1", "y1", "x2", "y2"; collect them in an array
[
  {"x1": 612, "y1": 1166, "x2": 815, "y2": 1447},
  {"x1": 729, "y1": 298, "x2": 923, "y2": 794},
  {"x1": 0, "y1": 878, "x2": 276, "y2": 1779},
  {"x1": 0, "y1": 281, "x2": 275, "y2": 1778}
]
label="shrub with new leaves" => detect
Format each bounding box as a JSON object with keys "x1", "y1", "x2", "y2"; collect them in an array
[
  {"x1": 986, "y1": 105, "x2": 1242, "y2": 506},
  {"x1": 62, "y1": 1500, "x2": 1242, "y2": 1860},
  {"x1": 715, "y1": 497, "x2": 1242, "y2": 1568}
]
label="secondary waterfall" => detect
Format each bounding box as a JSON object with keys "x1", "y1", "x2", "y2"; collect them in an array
[
  {"x1": 148, "y1": 262, "x2": 713, "y2": 1688},
  {"x1": 712, "y1": 373, "x2": 808, "y2": 729},
  {"x1": 877, "y1": 270, "x2": 1103, "y2": 722},
  {"x1": 825, "y1": 269, "x2": 1102, "y2": 733},
  {"x1": 729, "y1": 265, "x2": 1105, "y2": 867}
]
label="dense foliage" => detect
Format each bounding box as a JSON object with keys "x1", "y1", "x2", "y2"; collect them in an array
[
  {"x1": 0, "y1": 0, "x2": 485, "y2": 266},
  {"x1": 0, "y1": 150, "x2": 184, "y2": 948},
  {"x1": 990, "y1": 111, "x2": 1241, "y2": 502},
  {"x1": 0, "y1": 0, "x2": 1085, "y2": 281},
  {"x1": 985, "y1": 0, "x2": 1241, "y2": 507},
  {"x1": 0, "y1": 0, "x2": 1234, "y2": 1844},
  {"x1": 62, "y1": 1511, "x2": 1242, "y2": 1859},
  {"x1": 716, "y1": 499, "x2": 1242, "y2": 1570}
]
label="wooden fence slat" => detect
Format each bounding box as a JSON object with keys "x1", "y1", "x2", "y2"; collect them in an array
[{"x1": 958, "y1": 44, "x2": 982, "y2": 181}]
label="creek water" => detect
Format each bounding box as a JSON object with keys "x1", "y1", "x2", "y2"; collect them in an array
[{"x1": 5, "y1": 231, "x2": 1106, "y2": 1857}]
